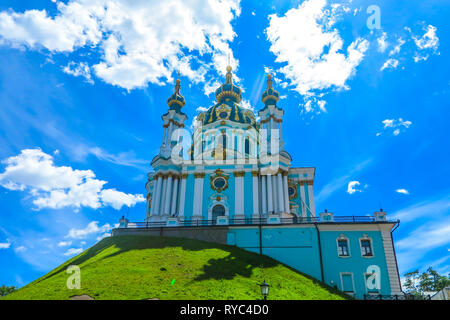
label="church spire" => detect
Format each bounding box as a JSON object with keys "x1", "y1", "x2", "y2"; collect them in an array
[
  {"x1": 261, "y1": 74, "x2": 280, "y2": 105},
  {"x1": 167, "y1": 73, "x2": 186, "y2": 109}
]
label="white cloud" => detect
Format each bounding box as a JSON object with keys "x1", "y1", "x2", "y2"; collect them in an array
[
  {"x1": 388, "y1": 38, "x2": 405, "y2": 56},
  {"x1": 66, "y1": 221, "x2": 111, "y2": 239},
  {"x1": 0, "y1": 148, "x2": 145, "y2": 210},
  {"x1": 57, "y1": 241, "x2": 72, "y2": 247},
  {"x1": 100, "y1": 189, "x2": 145, "y2": 210},
  {"x1": 378, "y1": 118, "x2": 412, "y2": 136},
  {"x1": 396, "y1": 189, "x2": 409, "y2": 195},
  {"x1": 0, "y1": 0, "x2": 241, "y2": 90},
  {"x1": 265, "y1": 0, "x2": 369, "y2": 114},
  {"x1": 347, "y1": 180, "x2": 362, "y2": 194},
  {"x1": 315, "y1": 159, "x2": 372, "y2": 204},
  {"x1": 14, "y1": 245, "x2": 27, "y2": 253},
  {"x1": 391, "y1": 195, "x2": 450, "y2": 223},
  {"x1": 413, "y1": 25, "x2": 439, "y2": 51},
  {"x1": 380, "y1": 58, "x2": 399, "y2": 71},
  {"x1": 377, "y1": 32, "x2": 388, "y2": 53},
  {"x1": 62, "y1": 61, "x2": 93, "y2": 84},
  {"x1": 0, "y1": 241, "x2": 11, "y2": 249},
  {"x1": 64, "y1": 248, "x2": 83, "y2": 256},
  {"x1": 411, "y1": 24, "x2": 439, "y2": 63}
]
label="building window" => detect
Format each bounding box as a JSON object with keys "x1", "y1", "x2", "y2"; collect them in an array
[
  {"x1": 360, "y1": 239, "x2": 373, "y2": 257},
  {"x1": 337, "y1": 238, "x2": 350, "y2": 257}
]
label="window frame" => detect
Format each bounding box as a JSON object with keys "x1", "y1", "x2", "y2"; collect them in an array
[
  {"x1": 359, "y1": 235, "x2": 375, "y2": 258},
  {"x1": 336, "y1": 234, "x2": 351, "y2": 258}
]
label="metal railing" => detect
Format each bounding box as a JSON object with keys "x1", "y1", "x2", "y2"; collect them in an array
[
  {"x1": 121, "y1": 215, "x2": 397, "y2": 229},
  {"x1": 363, "y1": 294, "x2": 431, "y2": 300}
]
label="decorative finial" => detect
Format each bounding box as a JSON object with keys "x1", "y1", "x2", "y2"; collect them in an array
[{"x1": 267, "y1": 74, "x2": 273, "y2": 89}]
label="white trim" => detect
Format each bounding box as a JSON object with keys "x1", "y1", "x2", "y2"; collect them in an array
[
  {"x1": 381, "y1": 231, "x2": 403, "y2": 295},
  {"x1": 359, "y1": 235, "x2": 375, "y2": 258},
  {"x1": 235, "y1": 175, "x2": 244, "y2": 216},
  {"x1": 252, "y1": 174, "x2": 259, "y2": 215},
  {"x1": 192, "y1": 176, "x2": 204, "y2": 217},
  {"x1": 170, "y1": 178, "x2": 179, "y2": 216},
  {"x1": 178, "y1": 177, "x2": 186, "y2": 217},
  {"x1": 336, "y1": 234, "x2": 351, "y2": 258},
  {"x1": 261, "y1": 175, "x2": 267, "y2": 214}
]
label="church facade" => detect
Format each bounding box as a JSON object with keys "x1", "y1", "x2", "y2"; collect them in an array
[{"x1": 140, "y1": 66, "x2": 403, "y2": 299}]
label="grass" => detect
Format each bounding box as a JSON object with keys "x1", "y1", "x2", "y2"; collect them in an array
[{"x1": 3, "y1": 235, "x2": 348, "y2": 300}]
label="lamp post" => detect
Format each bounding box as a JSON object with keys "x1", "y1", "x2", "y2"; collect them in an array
[{"x1": 259, "y1": 280, "x2": 270, "y2": 300}]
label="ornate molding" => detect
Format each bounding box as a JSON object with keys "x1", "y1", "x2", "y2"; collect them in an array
[
  {"x1": 233, "y1": 170, "x2": 246, "y2": 177},
  {"x1": 251, "y1": 171, "x2": 259, "y2": 177},
  {"x1": 194, "y1": 172, "x2": 205, "y2": 178}
]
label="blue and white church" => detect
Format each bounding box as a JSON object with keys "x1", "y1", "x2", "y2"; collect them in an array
[{"x1": 117, "y1": 66, "x2": 404, "y2": 299}]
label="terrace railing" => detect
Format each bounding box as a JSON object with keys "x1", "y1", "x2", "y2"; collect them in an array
[
  {"x1": 121, "y1": 215, "x2": 398, "y2": 229},
  {"x1": 363, "y1": 294, "x2": 431, "y2": 300}
]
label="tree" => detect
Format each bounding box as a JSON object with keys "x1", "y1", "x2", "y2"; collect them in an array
[
  {"x1": 0, "y1": 285, "x2": 16, "y2": 297},
  {"x1": 403, "y1": 267, "x2": 450, "y2": 297}
]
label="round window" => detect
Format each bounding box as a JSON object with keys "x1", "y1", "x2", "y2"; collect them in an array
[
  {"x1": 213, "y1": 177, "x2": 226, "y2": 189},
  {"x1": 219, "y1": 111, "x2": 228, "y2": 119}
]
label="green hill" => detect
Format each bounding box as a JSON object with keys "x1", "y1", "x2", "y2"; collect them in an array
[{"x1": 4, "y1": 235, "x2": 348, "y2": 300}]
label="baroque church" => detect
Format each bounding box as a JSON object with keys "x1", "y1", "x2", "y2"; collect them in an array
[
  {"x1": 145, "y1": 65, "x2": 315, "y2": 225},
  {"x1": 121, "y1": 65, "x2": 404, "y2": 299}
]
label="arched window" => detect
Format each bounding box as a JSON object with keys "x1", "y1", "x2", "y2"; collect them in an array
[{"x1": 245, "y1": 138, "x2": 250, "y2": 155}]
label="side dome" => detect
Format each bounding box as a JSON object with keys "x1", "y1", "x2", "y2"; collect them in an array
[
  {"x1": 167, "y1": 79, "x2": 185, "y2": 109},
  {"x1": 214, "y1": 65, "x2": 242, "y2": 103},
  {"x1": 261, "y1": 74, "x2": 280, "y2": 105}
]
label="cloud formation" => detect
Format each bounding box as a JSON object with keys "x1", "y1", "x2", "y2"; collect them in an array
[
  {"x1": 347, "y1": 181, "x2": 362, "y2": 194},
  {"x1": 265, "y1": 0, "x2": 369, "y2": 114},
  {"x1": 0, "y1": 0, "x2": 241, "y2": 90},
  {"x1": 0, "y1": 148, "x2": 145, "y2": 210},
  {"x1": 66, "y1": 221, "x2": 112, "y2": 239},
  {"x1": 377, "y1": 118, "x2": 412, "y2": 136}
]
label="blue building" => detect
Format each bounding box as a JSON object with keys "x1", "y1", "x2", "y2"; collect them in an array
[{"x1": 138, "y1": 65, "x2": 403, "y2": 299}]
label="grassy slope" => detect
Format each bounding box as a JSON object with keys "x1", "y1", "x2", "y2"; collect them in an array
[{"x1": 4, "y1": 235, "x2": 348, "y2": 300}]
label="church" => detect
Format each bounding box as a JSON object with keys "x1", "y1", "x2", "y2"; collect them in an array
[
  {"x1": 119, "y1": 65, "x2": 404, "y2": 299},
  {"x1": 145, "y1": 65, "x2": 315, "y2": 224}
]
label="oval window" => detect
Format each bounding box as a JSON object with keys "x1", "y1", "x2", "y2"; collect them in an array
[
  {"x1": 213, "y1": 177, "x2": 226, "y2": 189},
  {"x1": 288, "y1": 186, "x2": 296, "y2": 196}
]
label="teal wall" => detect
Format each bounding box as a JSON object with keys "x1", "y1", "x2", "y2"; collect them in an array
[
  {"x1": 226, "y1": 225, "x2": 393, "y2": 299},
  {"x1": 320, "y1": 230, "x2": 391, "y2": 297}
]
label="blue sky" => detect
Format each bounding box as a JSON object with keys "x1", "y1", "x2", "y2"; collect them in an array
[{"x1": 0, "y1": 0, "x2": 448, "y2": 288}]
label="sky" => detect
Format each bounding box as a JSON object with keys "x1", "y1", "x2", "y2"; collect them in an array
[{"x1": 0, "y1": 0, "x2": 448, "y2": 288}]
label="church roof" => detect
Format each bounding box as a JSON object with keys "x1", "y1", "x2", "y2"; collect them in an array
[
  {"x1": 261, "y1": 74, "x2": 280, "y2": 105},
  {"x1": 199, "y1": 66, "x2": 257, "y2": 127},
  {"x1": 167, "y1": 78, "x2": 185, "y2": 111}
]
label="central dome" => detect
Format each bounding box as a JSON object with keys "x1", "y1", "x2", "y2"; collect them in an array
[{"x1": 199, "y1": 66, "x2": 256, "y2": 127}]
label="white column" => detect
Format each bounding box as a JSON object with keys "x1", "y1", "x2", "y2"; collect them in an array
[
  {"x1": 164, "y1": 175, "x2": 173, "y2": 215},
  {"x1": 161, "y1": 127, "x2": 167, "y2": 145},
  {"x1": 252, "y1": 173, "x2": 259, "y2": 216},
  {"x1": 178, "y1": 175, "x2": 187, "y2": 218},
  {"x1": 261, "y1": 175, "x2": 267, "y2": 214},
  {"x1": 283, "y1": 174, "x2": 290, "y2": 214},
  {"x1": 192, "y1": 174, "x2": 204, "y2": 217},
  {"x1": 234, "y1": 173, "x2": 244, "y2": 218},
  {"x1": 307, "y1": 183, "x2": 316, "y2": 217},
  {"x1": 170, "y1": 178, "x2": 179, "y2": 216},
  {"x1": 272, "y1": 175, "x2": 278, "y2": 213},
  {"x1": 300, "y1": 183, "x2": 307, "y2": 217},
  {"x1": 279, "y1": 122, "x2": 284, "y2": 150},
  {"x1": 152, "y1": 175, "x2": 163, "y2": 215},
  {"x1": 277, "y1": 173, "x2": 284, "y2": 213},
  {"x1": 267, "y1": 174, "x2": 273, "y2": 213}
]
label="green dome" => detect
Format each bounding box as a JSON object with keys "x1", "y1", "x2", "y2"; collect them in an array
[
  {"x1": 200, "y1": 99, "x2": 257, "y2": 127},
  {"x1": 167, "y1": 79, "x2": 185, "y2": 110},
  {"x1": 261, "y1": 74, "x2": 280, "y2": 105}
]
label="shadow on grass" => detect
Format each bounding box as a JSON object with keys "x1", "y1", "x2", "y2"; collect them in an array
[{"x1": 32, "y1": 235, "x2": 349, "y2": 299}]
